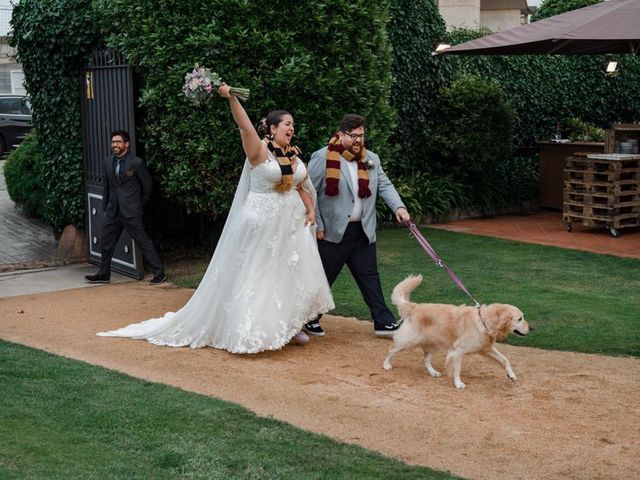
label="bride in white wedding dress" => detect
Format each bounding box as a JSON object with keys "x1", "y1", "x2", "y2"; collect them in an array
[{"x1": 97, "y1": 84, "x2": 334, "y2": 353}]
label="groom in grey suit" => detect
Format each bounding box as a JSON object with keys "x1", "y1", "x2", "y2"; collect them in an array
[{"x1": 305, "y1": 114, "x2": 410, "y2": 337}]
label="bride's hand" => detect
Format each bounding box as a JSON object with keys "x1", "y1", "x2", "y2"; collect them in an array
[
  {"x1": 217, "y1": 83, "x2": 232, "y2": 98},
  {"x1": 304, "y1": 210, "x2": 316, "y2": 227}
]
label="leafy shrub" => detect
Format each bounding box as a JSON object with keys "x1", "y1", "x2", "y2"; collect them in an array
[
  {"x1": 3, "y1": 132, "x2": 46, "y2": 217},
  {"x1": 378, "y1": 173, "x2": 469, "y2": 225},
  {"x1": 432, "y1": 75, "x2": 514, "y2": 180},
  {"x1": 467, "y1": 155, "x2": 539, "y2": 213},
  {"x1": 101, "y1": 0, "x2": 394, "y2": 219},
  {"x1": 426, "y1": 75, "x2": 543, "y2": 213},
  {"x1": 566, "y1": 117, "x2": 605, "y2": 142}
]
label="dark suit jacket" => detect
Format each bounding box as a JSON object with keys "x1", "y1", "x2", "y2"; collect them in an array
[{"x1": 102, "y1": 153, "x2": 153, "y2": 218}]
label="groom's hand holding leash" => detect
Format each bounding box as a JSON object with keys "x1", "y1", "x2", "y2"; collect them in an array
[{"x1": 396, "y1": 207, "x2": 410, "y2": 224}]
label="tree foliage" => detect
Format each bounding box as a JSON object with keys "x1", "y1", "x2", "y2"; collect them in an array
[{"x1": 532, "y1": 0, "x2": 602, "y2": 21}]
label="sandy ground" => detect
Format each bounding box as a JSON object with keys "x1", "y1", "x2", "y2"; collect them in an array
[{"x1": 1, "y1": 282, "x2": 639, "y2": 480}]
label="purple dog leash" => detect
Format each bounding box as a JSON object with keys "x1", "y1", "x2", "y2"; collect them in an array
[{"x1": 404, "y1": 221, "x2": 488, "y2": 331}]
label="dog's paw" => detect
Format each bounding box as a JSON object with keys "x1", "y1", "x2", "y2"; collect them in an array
[
  {"x1": 383, "y1": 361, "x2": 392, "y2": 370},
  {"x1": 507, "y1": 370, "x2": 517, "y2": 381},
  {"x1": 454, "y1": 380, "x2": 466, "y2": 389},
  {"x1": 426, "y1": 368, "x2": 442, "y2": 378}
]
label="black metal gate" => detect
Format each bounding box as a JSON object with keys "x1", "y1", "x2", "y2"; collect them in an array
[{"x1": 81, "y1": 49, "x2": 144, "y2": 279}]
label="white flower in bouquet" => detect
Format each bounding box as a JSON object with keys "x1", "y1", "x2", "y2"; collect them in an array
[{"x1": 183, "y1": 65, "x2": 250, "y2": 105}]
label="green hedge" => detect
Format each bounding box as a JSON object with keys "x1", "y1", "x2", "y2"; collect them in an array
[
  {"x1": 2, "y1": 132, "x2": 46, "y2": 218},
  {"x1": 9, "y1": 0, "x2": 102, "y2": 233},
  {"x1": 102, "y1": 0, "x2": 394, "y2": 219},
  {"x1": 12, "y1": 0, "x2": 637, "y2": 231},
  {"x1": 444, "y1": 28, "x2": 640, "y2": 148},
  {"x1": 387, "y1": 4, "x2": 538, "y2": 214},
  {"x1": 388, "y1": 0, "x2": 450, "y2": 176},
  {"x1": 9, "y1": 0, "x2": 393, "y2": 228}
]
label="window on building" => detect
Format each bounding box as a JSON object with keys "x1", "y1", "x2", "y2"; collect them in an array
[
  {"x1": 0, "y1": 71, "x2": 11, "y2": 94},
  {"x1": 11, "y1": 71, "x2": 26, "y2": 95}
]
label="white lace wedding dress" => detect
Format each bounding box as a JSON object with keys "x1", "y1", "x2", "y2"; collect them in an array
[{"x1": 97, "y1": 152, "x2": 334, "y2": 353}]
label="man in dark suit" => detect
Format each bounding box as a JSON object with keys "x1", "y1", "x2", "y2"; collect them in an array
[{"x1": 85, "y1": 130, "x2": 166, "y2": 284}]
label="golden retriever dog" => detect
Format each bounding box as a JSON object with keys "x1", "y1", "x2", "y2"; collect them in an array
[{"x1": 383, "y1": 275, "x2": 532, "y2": 389}]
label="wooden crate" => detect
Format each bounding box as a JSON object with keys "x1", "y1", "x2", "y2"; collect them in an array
[{"x1": 562, "y1": 154, "x2": 640, "y2": 237}]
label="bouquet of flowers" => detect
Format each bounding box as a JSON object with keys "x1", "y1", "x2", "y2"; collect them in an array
[{"x1": 183, "y1": 65, "x2": 250, "y2": 105}]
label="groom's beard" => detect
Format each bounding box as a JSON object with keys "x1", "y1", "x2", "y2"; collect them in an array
[{"x1": 348, "y1": 143, "x2": 362, "y2": 155}]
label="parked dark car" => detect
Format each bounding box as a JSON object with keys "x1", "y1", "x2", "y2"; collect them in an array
[{"x1": 0, "y1": 94, "x2": 32, "y2": 156}]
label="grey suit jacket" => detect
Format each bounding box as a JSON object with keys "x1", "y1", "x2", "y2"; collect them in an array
[
  {"x1": 102, "y1": 153, "x2": 153, "y2": 218},
  {"x1": 308, "y1": 146, "x2": 405, "y2": 244}
]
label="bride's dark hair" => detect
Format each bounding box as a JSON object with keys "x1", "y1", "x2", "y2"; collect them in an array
[{"x1": 257, "y1": 110, "x2": 291, "y2": 139}]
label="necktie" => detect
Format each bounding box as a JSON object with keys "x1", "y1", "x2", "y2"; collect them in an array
[{"x1": 115, "y1": 159, "x2": 121, "y2": 180}]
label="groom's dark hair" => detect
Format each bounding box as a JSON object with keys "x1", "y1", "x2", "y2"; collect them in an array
[{"x1": 339, "y1": 114, "x2": 366, "y2": 133}]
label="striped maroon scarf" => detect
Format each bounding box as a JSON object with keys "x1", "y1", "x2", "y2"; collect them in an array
[{"x1": 324, "y1": 134, "x2": 371, "y2": 198}]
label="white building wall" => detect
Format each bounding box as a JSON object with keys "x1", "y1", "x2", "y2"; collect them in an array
[
  {"x1": 480, "y1": 9, "x2": 523, "y2": 31},
  {"x1": 0, "y1": 5, "x2": 24, "y2": 95},
  {"x1": 0, "y1": 5, "x2": 9, "y2": 37},
  {"x1": 439, "y1": 0, "x2": 481, "y2": 30}
]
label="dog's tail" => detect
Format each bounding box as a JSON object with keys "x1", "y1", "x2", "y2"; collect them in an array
[{"x1": 392, "y1": 274, "x2": 423, "y2": 307}]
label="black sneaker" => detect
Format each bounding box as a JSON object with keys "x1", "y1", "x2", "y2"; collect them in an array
[
  {"x1": 85, "y1": 273, "x2": 110, "y2": 283},
  {"x1": 303, "y1": 320, "x2": 325, "y2": 337},
  {"x1": 150, "y1": 273, "x2": 167, "y2": 285},
  {"x1": 374, "y1": 321, "x2": 401, "y2": 337}
]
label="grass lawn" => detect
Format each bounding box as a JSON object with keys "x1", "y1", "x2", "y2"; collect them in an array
[
  {"x1": 172, "y1": 228, "x2": 640, "y2": 357},
  {"x1": 0, "y1": 341, "x2": 460, "y2": 480},
  {"x1": 4, "y1": 228, "x2": 637, "y2": 478}
]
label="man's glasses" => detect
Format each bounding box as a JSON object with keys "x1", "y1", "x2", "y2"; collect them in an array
[{"x1": 342, "y1": 131, "x2": 365, "y2": 141}]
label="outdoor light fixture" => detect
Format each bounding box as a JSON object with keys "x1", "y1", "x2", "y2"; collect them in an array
[
  {"x1": 432, "y1": 43, "x2": 451, "y2": 56},
  {"x1": 606, "y1": 60, "x2": 618, "y2": 74}
]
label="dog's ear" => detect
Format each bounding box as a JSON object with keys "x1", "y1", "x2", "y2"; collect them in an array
[{"x1": 485, "y1": 305, "x2": 513, "y2": 338}]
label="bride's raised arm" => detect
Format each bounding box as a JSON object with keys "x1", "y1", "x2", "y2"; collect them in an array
[{"x1": 218, "y1": 83, "x2": 265, "y2": 166}]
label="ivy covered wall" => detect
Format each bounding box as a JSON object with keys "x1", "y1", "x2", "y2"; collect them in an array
[{"x1": 10, "y1": 0, "x2": 102, "y2": 232}]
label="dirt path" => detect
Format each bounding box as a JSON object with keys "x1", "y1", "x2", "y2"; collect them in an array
[{"x1": 1, "y1": 283, "x2": 638, "y2": 480}]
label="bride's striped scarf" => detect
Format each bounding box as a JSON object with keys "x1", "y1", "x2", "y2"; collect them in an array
[
  {"x1": 324, "y1": 134, "x2": 371, "y2": 198},
  {"x1": 267, "y1": 140, "x2": 302, "y2": 192}
]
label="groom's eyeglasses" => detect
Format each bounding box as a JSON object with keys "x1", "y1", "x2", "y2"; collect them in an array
[{"x1": 342, "y1": 131, "x2": 365, "y2": 142}]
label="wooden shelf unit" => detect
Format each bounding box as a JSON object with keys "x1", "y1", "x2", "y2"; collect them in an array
[
  {"x1": 604, "y1": 123, "x2": 640, "y2": 153},
  {"x1": 562, "y1": 154, "x2": 640, "y2": 237}
]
